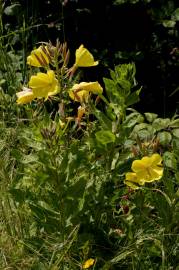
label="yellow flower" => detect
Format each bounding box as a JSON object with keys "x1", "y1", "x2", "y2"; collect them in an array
[
  {"x1": 132, "y1": 153, "x2": 163, "y2": 183},
  {"x1": 82, "y1": 258, "x2": 95, "y2": 269},
  {"x1": 29, "y1": 70, "x2": 59, "y2": 99},
  {"x1": 75, "y1": 45, "x2": 98, "y2": 67},
  {"x1": 27, "y1": 45, "x2": 50, "y2": 67},
  {"x1": 16, "y1": 87, "x2": 35, "y2": 104},
  {"x1": 69, "y1": 82, "x2": 103, "y2": 102}
]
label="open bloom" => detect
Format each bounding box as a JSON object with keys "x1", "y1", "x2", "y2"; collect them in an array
[
  {"x1": 82, "y1": 258, "x2": 95, "y2": 269},
  {"x1": 75, "y1": 45, "x2": 98, "y2": 67},
  {"x1": 29, "y1": 70, "x2": 59, "y2": 99},
  {"x1": 27, "y1": 45, "x2": 50, "y2": 67},
  {"x1": 125, "y1": 153, "x2": 163, "y2": 189},
  {"x1": 16, "y1": 87, "x2": 35, "y2": 104},
  {"x1": 132, "y1": 153, "x2": 163, "y2": 182},
  {"x1": 69, "y1": 81, "x2": 103, "y2": 102}
]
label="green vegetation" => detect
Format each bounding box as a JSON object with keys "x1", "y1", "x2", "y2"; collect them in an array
[{"x1": 0, "y1": 1, "x2": 178, "y2": 269}]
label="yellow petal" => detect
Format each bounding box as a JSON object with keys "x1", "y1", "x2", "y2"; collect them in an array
[
  {"x1": 75, "y1": 44, "x2": 98, "y2": 67},
  {"x1": 29, "y1": 70, "x2": 59, "y2": 98},
  {"x1": 125, "y1": 181, "x2": 140, "y2": 189},
  {"x1": 69, "y1": 89, "x2": 89, "y2": 102},
  {"x1": 69, "y1": 82, "x2": 103, "y2": 103},
  {"x1": 144, "y1": 167, "x2": 163, "y2": 182},
  {"x1": 82, "y1": 258, "x2": 95, "y2": 269},
  {"x1": 132, "y1": 159, "x2": 148, "y2": 173},
  {"x1": 16, "y1": 88, "x2": 35, "y2": 104},
  {"x1": 76, "y1": 82, "x2": 103, "y2": 94},
  {"x1": 150, "y1": 153, "x2": 163, "y2": 166},
  {"x1": 125, "y1": 172, "x2": 138, "y2": 182},
  {"x1": 125, "y1": 172, "x2": 145, "y2": 186},
  {"x1": 27, "y1": 55, "x2": 42, "y2": 67},
  {"x1": 27, "y1": 46, "x2": 50, "y2": 67}
]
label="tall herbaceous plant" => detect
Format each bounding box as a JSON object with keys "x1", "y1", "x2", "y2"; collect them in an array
[{"x1": 0, "y1": 40, "x2": 178, "y2": 269}]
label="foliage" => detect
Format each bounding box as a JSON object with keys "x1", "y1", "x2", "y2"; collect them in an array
[{"x1": 0, "y1": 36, "x2": 178, "y2": 269}]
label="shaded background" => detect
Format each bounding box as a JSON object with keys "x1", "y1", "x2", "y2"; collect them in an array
[{"x1": 2, "y1": 0, "x2": 179, "y2": 116}]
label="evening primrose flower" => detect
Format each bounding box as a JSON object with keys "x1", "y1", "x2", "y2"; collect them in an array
[
  {"x1": 16, "y1": 87, "x2": 35, "y2": 104},
  {"x1": 69, "y1": 45, "x2": 99, "y2": 79},
  {"x1": 124, "y1": 153, "x2": 163, "y2": 189},
  {"x1": 69, "y1": 81, "x2": 103, "y2": 102},
  {"x1": 29, "y1": 70, "x2": 59, "y2": 99},
  {"x1": 75, "y1": 44, "x2": 98, "y2": 67},
  {"x1": 132, "y1": 153, "x2": 163, "y2": 183},
  {"x1": 82, "y1": 258, "x2": 95, "y2": 269},
  {"x1": 27, "y1": 45, "x2": 50, "y2": 67}
]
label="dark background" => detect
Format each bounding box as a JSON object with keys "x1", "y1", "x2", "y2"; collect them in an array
[{"x1": 3, "y1": 0, "x2": 179, "y2": 116}]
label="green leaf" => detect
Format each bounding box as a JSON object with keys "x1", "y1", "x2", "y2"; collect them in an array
[
  {"x1": 93, "y1": 108, "x2": 112, "y2": 130},
  {"x1": 132, "y1": 123, "x2": 155, "y2": 139},
  {"x1": 157, "y1": 131, "x2": 172, "y2": 146},
  {"x1": 144, "y1": 112, "x2": 158, "y2": 123},
  {"x1": 110, "y1": 250, "x2": 134, "y2": 264},
  {"x1": 175, "y1": 172, "x2": 179, "y2": 183},
  {"x1": 171, "y1": 8, "x2": 179, "y2": 21},
  {"x1": 163, "y1": 152, "x2": 177, "y2": 171},
  {"x1": 162, "y1": 20, "x2": 176, "y2": 28},
  {"x1": 169, "y1": 119, "x2": 179, "y2": 128},
  {"x1": 103, "y1": 77, "x2": 116, "y2": 101},
  {"x1": 95, "y1": 130, "x2": 116, "y2": 145},
  {"x1": 125, "y1": 88, "x2": 141, "y2": 106},
  {"x1": 4, "y1": 4, "x2": 21, "y2": 16},
  {"x1": 124, "y1": 112, "x2": 144, "y2": 128},
  {"x1": 172, "y1": 128, "x2": 179, "y2": 138},
  {"x1": 152, "y1": 118, "x2": 170, "y2": 131}
]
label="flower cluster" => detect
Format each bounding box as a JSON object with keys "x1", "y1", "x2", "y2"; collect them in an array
[
  {"x1": 16, "y1": 43, "x2": 102, "y2": 107},
  {"x1": 125, "y1": 153, "x2": 163, "y2": 189}
]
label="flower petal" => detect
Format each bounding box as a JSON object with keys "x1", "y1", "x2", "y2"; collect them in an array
[
  {"x1": 125, "y1": 181, "x2": 140, "y2": 189},
  {"x1": 69, "y1": 82, "x2": 103, "y2": 103},
  {"x1": 16, "y1": 89, "x2": 35, "y2": 104},
  {"x1": 29, "y1": 70, "x2": 59, "y2": 98},
  {"x1": 150, "y1": 153, "x2": 163, "y2": 166},
  {"x1": 27, "y1": 46, "x2": 50, "y2": 67},
  {"x1": 132, "y1": 159, "x2": 147, "y2": 173},
  {"x1": 75, "y1": 45, "x2": 99, "y2": 67},
  {"x1": 82, "y1": 258, "x2": 95, "y2": 269}
]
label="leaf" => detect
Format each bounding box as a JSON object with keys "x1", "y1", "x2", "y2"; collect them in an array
[
  {"x1": 144, "y1": 112, "x2": 158, "y2": 123},
  {"x1": 21, "y1": 154, "x2": 39, "y2": 164},
  {"x1": 172, "y1": 128, "x2": 179, "y2": 138},
  {"x1": 157, "y1": 131, "x2": 172, "y2": 146},
  {"x1": 93, "y1": 107, "x2": 112, "y2": 130},
  {"x1": 163, "y1": 152, "x2": 177, "y2": 171},
  {"x1": 103, "y1": 77, "x2": 116, "y2": 101},
  {"x1": 169, "y1": 119, "x2": 179, "y2": 128},
  {"x1": 4, "y1": 4, "x2": 21, "y2": 16},
  {"x1": 124, "y1": 112, "x2": 144, "y2": 128},
  {"x1": 171, "y1": 8, "x2": 179, "y2": 21},
  {"x1": 132, "y1": 123, "x2": 155, "y2": 139},
  {"x1": 110, "y1": 250, "x2": 134, "y2": 264},
  {"x1": 162, "y1": 20, "x2": 176, "y2": 28},
  {"x1": 152, "y1": 118, "x2": 170, "y2": 131},
  {"x1": 95, "y1": 130, "x2": 116, "y2": 145},
  {"x1": 125, "y1": 88, "x2": 141, "y2": 106}
]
